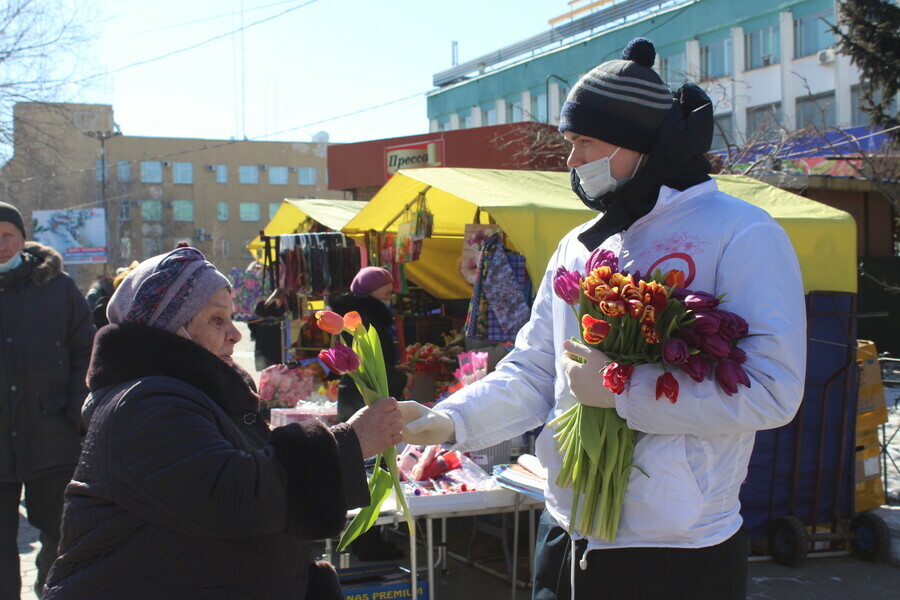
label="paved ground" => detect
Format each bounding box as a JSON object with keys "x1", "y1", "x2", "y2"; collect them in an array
[{"x1": 16, "y1": 323, "x2": 900, "y2": 598}]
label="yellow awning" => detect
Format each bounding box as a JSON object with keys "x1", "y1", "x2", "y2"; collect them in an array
[
  {"x1": 247, "y1": 199, "x2": 365, "y2": 259},
  {"x1": 342, "y1": 168, "x2": 856, "y2": 299}
]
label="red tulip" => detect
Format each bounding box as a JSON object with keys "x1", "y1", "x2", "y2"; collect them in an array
[
  {"x1": 717, "y1": 310, "x2": 749, "y2": 340},
  {"x1": 655, "y1": 372, "x2": 679, "y2": 403},
  {"x1": 319, "y1": 343, "x2": 360, "y2": 375},
  {"x1": 602, "y1": 362, "x2": 634, "y2": 394},
  {"x1": 581, "y1": 314, "x2": 611, "y2": 345},
  {"x1": 692, "y1": 312, "x2": 721, "y2": 335},
  {"x1": 715, "y1": 358, "x2": 751, "y2": 396},
  {"x1": 553, "y1": 266, "x2": 583, "y2": 306},
  {"x1": 700, "y1": 332, "x2": 731, "y2": 359}
]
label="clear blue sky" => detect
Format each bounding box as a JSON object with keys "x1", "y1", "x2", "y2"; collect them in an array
[{"x1": 80, "y1": 0, "x2": 566, "y2": 144}]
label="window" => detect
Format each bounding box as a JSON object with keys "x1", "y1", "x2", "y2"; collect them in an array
[
  {"x1": 851, "y1": 84, "x2": 900, "y2": 127},
  {"x1": 268, "y1": 166, "x2": 289, "y2": 185},
  {"x1": 95, "y1": 160, "x2": 108, "y2": 183},
  {"x1": 239, "y1": 165, "x2": 259, "y2": 184},
  {"x1": 796, "y1": 92, "x2": 836, "y2": 131},
  {"x1": 117, "y1": 161, "x2": 130, "y2": 182},
  {"x1": 217, "y1": 202, "x2": 229, "y2": 221},
  {"x1": 215, "y1": 164, "x2": 228, "y2": 183},
  {"x1": 140, "y1": 161, "x2": 163, "y2": 183},
  {"x1": 119, "y1": 236, "x2": 132, "y2": 260},
  {"x1": 239, "y1": 202, "x2": 260, "y2": 221},
  {"x1": 141, "y1": 199, "x2": 162, "y2": 221},
  {"x1": 531, "y1": 92, "x2": 548, "y2": 122},
  {"x1": 711, "y1": 113, "x2": 733, "y2": 151},
  {"x1": 297, "y1": 167, "x2": 317, "y2": 186},
  {"x1": 143, "y1": 236, "x2": 162, "y2": 258},
  {"x1": 746, "y1": 103, "x2": 782, "y2": 140},
  {"x1": 701, "y1": 39, "x2": 733, "y2": 80},
  {"x1": 221, "y1": 238, "x2": 230, "y2": 258},
  {"x1": 269, "y1": 202, "x2": 280, "y2": 220},
  {"x1": 745, "y1": 25, "x2": 780, "y2": 70},
  {"x1": 172, "y1": 200, "x2": 194, "y2": 222},
  {"x1": 119, "y1": 201, "x2": 131, "y2": 221},
  {"x1": 482, "y1": 107, "x2": 497, "y2": 126},
  {"x1": 661, "y1": 52, "x2": 687, "y2": 87},
  {"x1": 794, "y1": 9, "x2": 833, "y2": 58},
  {"x1": 173, "y1": 162, "x2": 193, "y2": 184}
]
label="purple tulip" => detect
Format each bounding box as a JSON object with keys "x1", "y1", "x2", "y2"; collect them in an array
[
  {"x1": 319, "y1": 343, "x2": 360, "y2": 375},
  {"x1": 728, "y1": 345, "x2": 747, "y2": 364},
  {"x1": 700, "y1": 332, "x2": 731, "y2": 359},
  {"x1": 715, "y1": 358, "x2": 751, "y2": 396},
  {"x1": 670, "y1": 287, "x2": 692, "y2": 301},
  {"x1": 692, "y1": 312, "x2": 721, "y2": 335},
  {"x1": 717, "y1": 310, "x2": 749, "y2": 339},
  {"x1": 662, "y1": 338, "x2": 691, "y2": 365},
  {"x1": 684, "y1": 291, "x2": 720, "y2": 312},
  {"x1": 681, "y1": 354, "x2": 711, "y2": 383},
  {"x1": 678, "y1": 327, "x2": 703, "y2": 350},
  {"x1": 585, "y1": 248, "x2": 618, "y2": 273},
  {"x1": 552, "y1": 266, "x2": 583, "y2": 306}
]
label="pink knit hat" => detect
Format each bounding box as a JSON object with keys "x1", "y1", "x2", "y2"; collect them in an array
[{"x1": 350, "y1": 267, "x2": 393, "y2": 295}]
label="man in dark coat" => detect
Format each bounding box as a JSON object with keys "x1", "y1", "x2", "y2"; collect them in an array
[{"x1": 0, "y1": 201, "x2": 94, "y2": 599}]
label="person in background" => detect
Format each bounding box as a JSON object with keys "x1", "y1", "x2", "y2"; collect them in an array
[
  {"x1": 84, "y1": 275, "x2": 114, "y2": 330},
  {"x1": 328, "y1": 266, "x2": 407, "y2": 561},
  {"x1": 0, "y1": 201, "x2": 94, "y2": 599},
  {"x1": 398, "y1": 38, "x2": 806, "y2": 599},
  {"x1": 42, "y1": 247, "x2": 403, "y2": 599}
]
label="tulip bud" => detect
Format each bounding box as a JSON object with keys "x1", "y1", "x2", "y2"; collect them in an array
[
  {"x1": 581, "y1": 314, "x2": 611, "y2": 345},
  {"x1": 715, "y1": 358, "x2": 751, "y2": 396},
  {"x1": 655, "y1": 372, "x2": 679, "y2": 403},
  {"x1": 699, "y1": 332, "x2": 731, "y2": 359},
  {"x1": 318, "y1": 343, "x2": 360, "y2": 375},
  {"x1": 728, "y1": 345, "x2": 747, "y2": 364},
  {"x1": 553, "y1": 266, "x2": 583, "y2": 306},
  {"x1": 315, "y1": 310, "x2": 345, "y2": 335},
  {"x1": 585, "y1": 248, "x2": 618, "y2": 273},
  {"x1": 602, "y1": 362, "x2": 634, "y2": 395},
  {"x1": 684, "y1": 291, "x2": 720, "y2": 312},
  {"x1": 692, "y1": 312, "x2": 721, "y2": 335},
  {"x1": 681, "y1": 354, "x2": 711, "y2": 383},
  {"x1": 662, "y1": 338, "x2": 690, "y2": 365}
]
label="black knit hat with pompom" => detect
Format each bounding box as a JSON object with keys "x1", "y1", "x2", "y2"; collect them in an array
[{"x1": 559, "y1": 38, "x2": 674, "y2": 153}]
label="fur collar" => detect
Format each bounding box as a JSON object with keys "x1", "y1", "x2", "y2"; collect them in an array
[
  {"x1": 23, "y1": 241, "x2": 63, "y2": 285},
  {"x1": 88, "y1": 322, "x2": 259, "y2": 417}
]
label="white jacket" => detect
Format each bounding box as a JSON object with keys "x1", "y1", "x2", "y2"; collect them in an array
[{"x1": 438, "y1": 179, "x2": 807, "y2": 550}]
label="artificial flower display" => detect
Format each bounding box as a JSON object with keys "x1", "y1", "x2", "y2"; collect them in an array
[
  {"x1": 551, "y1": 249, "x2": 750, "y2": 541},
  {"x1": 315, "y1": 310, "x2": 414, "y2": 551}
]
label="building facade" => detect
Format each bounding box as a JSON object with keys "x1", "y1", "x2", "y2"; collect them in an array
[
  {"x1": 1, "y1": 102, "x2": 342, "y2": 288},
  {"x1": 427, "y1": 0, "x2": 886, "y2": 148}
]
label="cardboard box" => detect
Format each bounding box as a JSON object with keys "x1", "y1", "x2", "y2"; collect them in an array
[
  {"x1": 338, "y1": 564, "x2": 427, "y2": 600},
  {"x1": 855, "y1": 427, "x2": 886, "y2": 512},
  {"x1": 857, "y1": 340, "x2": 888, "y2": 429}
]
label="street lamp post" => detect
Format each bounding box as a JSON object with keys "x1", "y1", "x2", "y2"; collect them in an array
[{"x1": 84, "y1": 129, "x2": 121, "y2": 273}]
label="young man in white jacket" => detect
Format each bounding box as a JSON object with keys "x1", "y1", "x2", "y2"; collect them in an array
[{"x1": 399, "y1": 38, "x2": 806, "y2": 600}]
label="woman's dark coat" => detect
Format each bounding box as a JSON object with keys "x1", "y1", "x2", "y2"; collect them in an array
[
  {"x1": 328, "y1": 292, "x2": 406, "y2": 422},
  {"x1": 0, "y1": 242, "x2": 94, "y2": 483},
  {"x1": 42, "y1": 323, "x2": 369, "y2": 599}
]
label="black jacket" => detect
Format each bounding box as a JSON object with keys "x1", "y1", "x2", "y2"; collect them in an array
[
  {"x1": 43, "y1": 323, "x2": 369, "y2": 599},
  {"x1": 328, "y1": 292, "x2": 406, "y2": 421},
  {"x1": 0, "y1": 242, "x2": 94, "y2": 482}
]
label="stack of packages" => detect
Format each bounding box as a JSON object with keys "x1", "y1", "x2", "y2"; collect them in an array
[{"x1": 396, "y1": 445, "x2": 496, "y2": 496}]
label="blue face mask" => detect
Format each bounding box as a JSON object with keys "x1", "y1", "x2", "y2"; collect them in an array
[{"x1": 0, "y1": 252, "x2": 22, "y2": 273}]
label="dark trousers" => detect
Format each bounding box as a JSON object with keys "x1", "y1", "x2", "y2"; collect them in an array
[
  {"x1": 532, "y1": 510, "x2": 748, "y2": 600},
  {"x1": 0, "y1": 470, "x2": 73, "y2": 600}
]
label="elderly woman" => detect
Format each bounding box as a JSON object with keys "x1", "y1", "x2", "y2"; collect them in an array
[{"x1": 42, "y1": 248, "x2": 403, "y2": 599}]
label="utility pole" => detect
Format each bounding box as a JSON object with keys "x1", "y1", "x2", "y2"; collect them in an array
[{"x1": 84, "y1": 129, "x2": 121, "y2": 273}]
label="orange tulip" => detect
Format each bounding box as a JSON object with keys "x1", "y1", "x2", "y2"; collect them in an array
[
  {"x1": 581, "y1": 314, "x2": 611, "y2": 345},
  {"x1": 343, "y1": 311, "x2": 363, "y2": 333},
  {"x1": 315, "y1": 310, "x2": 345, "y2": 335}
]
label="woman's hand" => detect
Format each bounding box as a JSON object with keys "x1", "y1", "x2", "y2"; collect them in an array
[
  {"x1": 347, "y1": 397, "x2": 404, "y2": 458},
  {"x1": 561, "y1": 339, "x2": 616, "y2": 408}
]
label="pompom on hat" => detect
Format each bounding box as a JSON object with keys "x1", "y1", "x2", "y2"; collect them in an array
[
  {"x1": 350, "y1": 267, "x2": 393, "y2": 295},
  {"x1": 106, "y1": 247, "x2": 231, "y2": 332},
  {"x1": 559, "y1": 38, "x2": 674, "y2": 154}
]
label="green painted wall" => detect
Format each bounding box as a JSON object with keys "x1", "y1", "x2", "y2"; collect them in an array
[{"x1": 426, "y1": 0, "x2": 832, "y2": 121}]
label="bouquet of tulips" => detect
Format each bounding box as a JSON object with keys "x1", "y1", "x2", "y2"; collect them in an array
[
  {"x1": 551, "y1": 248, "x2": 750, "y2": 541},
  {"x1": 315, "y1": 310, "x2": 414, "y2": 551}
]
